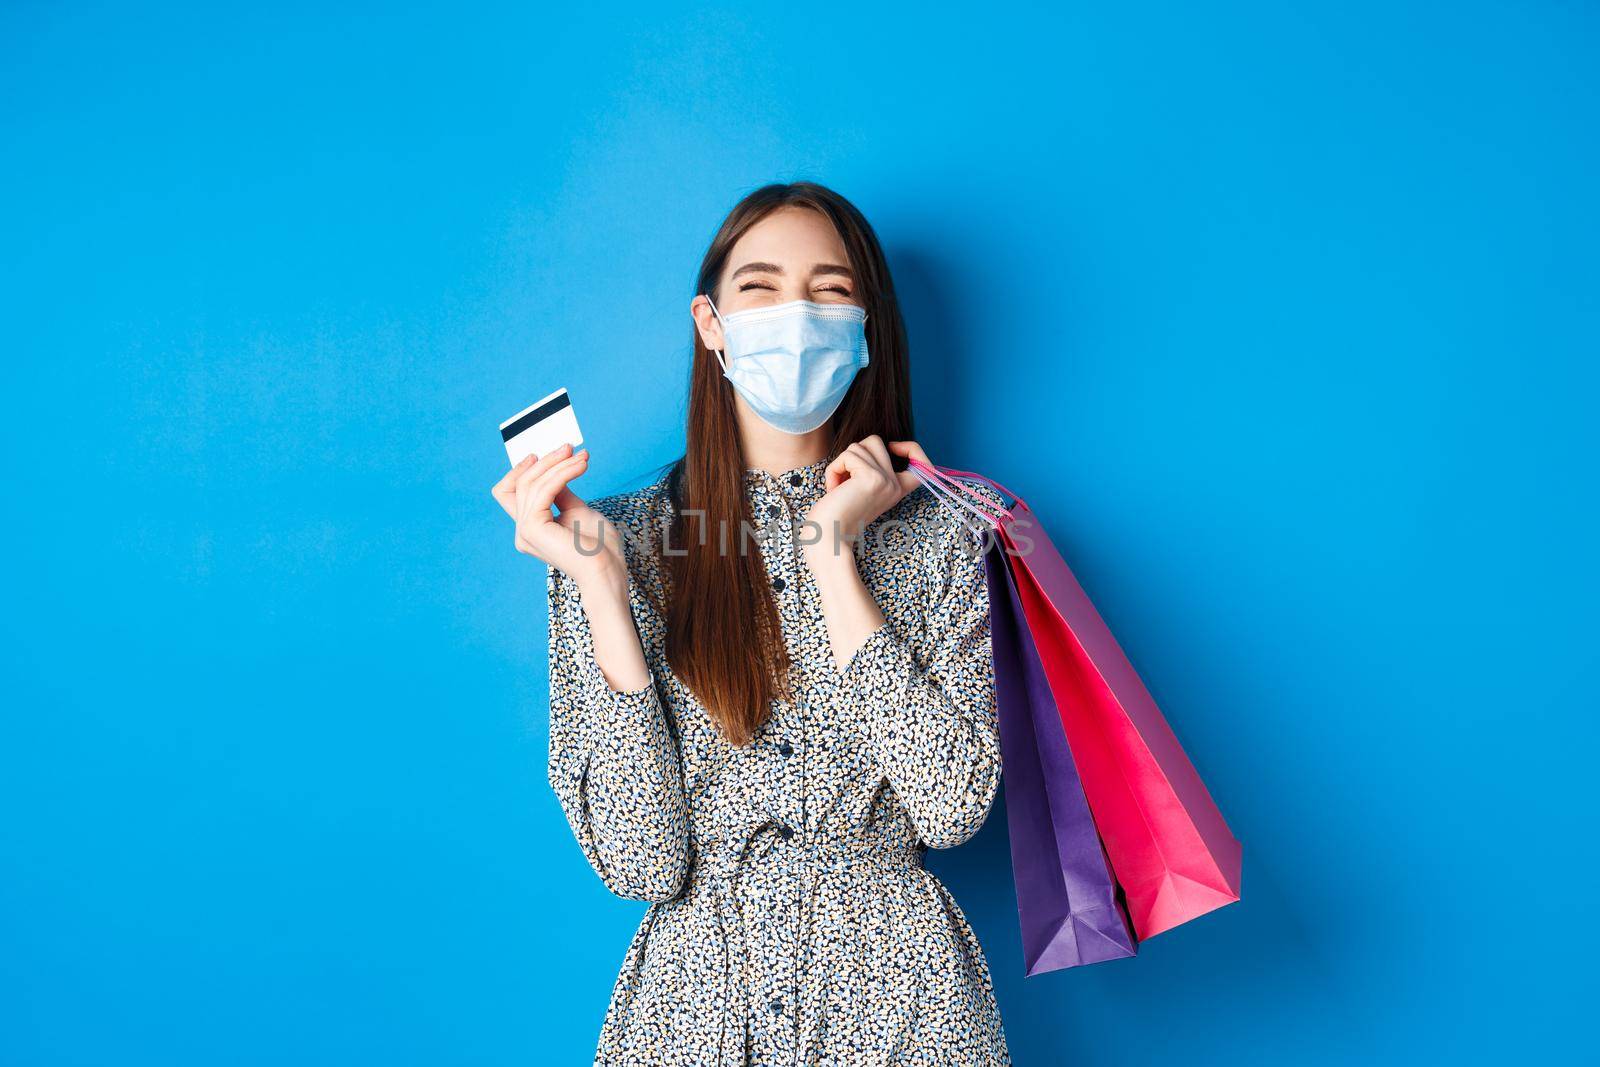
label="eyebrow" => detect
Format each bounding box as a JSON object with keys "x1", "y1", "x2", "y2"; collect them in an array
[{"x1": 729, "y1": 261, "x2": 855, "y2": 280}]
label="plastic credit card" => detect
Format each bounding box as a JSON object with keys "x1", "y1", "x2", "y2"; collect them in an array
[{"x1": 500, "y1": 387, "x2": 583, "y2": 466}]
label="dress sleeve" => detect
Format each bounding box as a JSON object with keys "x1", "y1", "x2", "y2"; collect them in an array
[
  {"x1": 838, "y1": 485, "x2": 1004, "y2": 849},
  {"x1": 545, "y1": 561, "x2": 689, "y2": 901}
]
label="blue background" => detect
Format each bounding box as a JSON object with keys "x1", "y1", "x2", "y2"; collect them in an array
[{"x1": 3, "y1": 2, "x2": 1595, "y2": 1064}]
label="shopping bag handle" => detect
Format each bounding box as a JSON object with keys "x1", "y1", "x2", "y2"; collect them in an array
[
  {"x1": 908, "y1": 460, "x2": 1012, "y2": 526},
  {"x1": 907, "y1": 458, "x2": 1030, "y2": 515},
  {"x1": 910, "y1": 463, "x2": 1005, "y2": 533}
]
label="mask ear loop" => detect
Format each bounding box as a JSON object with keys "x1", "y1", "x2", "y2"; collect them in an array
[{"x1": 703, "y1": 293, "x2": 731, "y2": 374}]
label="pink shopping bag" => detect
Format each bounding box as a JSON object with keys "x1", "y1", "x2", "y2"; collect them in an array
[{"x1": 911, "y1": 459, "x2": 1242, "y2": 940}]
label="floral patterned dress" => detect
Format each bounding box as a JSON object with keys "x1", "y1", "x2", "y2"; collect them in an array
[{"x1": 545, "y1": 457, "x2": 1011, "y2": 1066}]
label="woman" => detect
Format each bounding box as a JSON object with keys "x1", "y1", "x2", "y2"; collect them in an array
[{"x1": 491, "y1": 181, "x2": 1011, "y2": 1065}]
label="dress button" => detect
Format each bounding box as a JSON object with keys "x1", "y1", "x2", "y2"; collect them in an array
[
  {"x1": 777, "y1": 741, "x2": 793, "y2": 757},
  {"x1": 788, "y1": 474, "x2": 803, "y2": 487},
  {"x1": 777, "y1": 823, "x2": 794, "y2": 840},
  {"x1": 772, "y1": 577, "x2": 786, "y2": 593},
  {"x1": 770, "y1": 998, "x2": 784, "y2": 1014},
  {"x1": 767, "y1": 502, "x2": 782, "y2": 517}
]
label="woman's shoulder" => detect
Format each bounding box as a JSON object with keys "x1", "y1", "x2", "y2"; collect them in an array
[
  {"x1": 946, "y1": 475, "x2": 1008, "y2": 516},
  {"x1": 892, "y1": 473, "x2": 1009, "y2": 531},
  {"x1": 867, "y1": 474, "x2": 1008, "y2": 585},
  {"x1": 580, "y1": 472, "x2": 677, "y2": 574},
  {"x1": 584, "y1": 471, "x2": 673, "y2": 529}
]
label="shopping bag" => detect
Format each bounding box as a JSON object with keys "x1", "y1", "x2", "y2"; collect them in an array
[
  {"x1": 981, "y1": 538, "x2": 1137, "y2": 973},
  {"x1": 911, "y1": 459, "x2": 1242, "y2": 941}
]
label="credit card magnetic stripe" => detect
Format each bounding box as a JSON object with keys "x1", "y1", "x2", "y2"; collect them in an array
[{"x1": 500, "y1": 390, "x2": 572, "y2": 442}]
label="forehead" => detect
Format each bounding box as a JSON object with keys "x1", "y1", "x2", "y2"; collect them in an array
[{"x1": 724, "y1": 205, "x2": 849, "y2": 269}]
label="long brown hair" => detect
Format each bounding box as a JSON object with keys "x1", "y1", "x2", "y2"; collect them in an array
[{"x1": 654, "y1": 182, "x2": 914, "y2": 746}]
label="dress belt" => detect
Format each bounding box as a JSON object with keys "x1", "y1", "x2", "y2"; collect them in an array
[
  {"x1": 805, "y1": 839, "x2": 924, "y2": 873},
  {"x1": 692, "y1": 837, "x2": 924, "y2": 880}
]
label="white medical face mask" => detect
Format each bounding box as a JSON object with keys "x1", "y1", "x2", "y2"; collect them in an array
[{"x1": 705, "y1": 294, "x2": 870, "y2": 435}]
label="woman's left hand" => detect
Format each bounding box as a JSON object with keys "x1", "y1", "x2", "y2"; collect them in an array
[{"x1": 804, "y1": 436, "x2": 929, "y2": 567}]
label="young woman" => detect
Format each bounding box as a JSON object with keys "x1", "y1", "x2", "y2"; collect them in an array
[{"x1": 491, "y1": 182, "x2": 1011, "y2": 1065}]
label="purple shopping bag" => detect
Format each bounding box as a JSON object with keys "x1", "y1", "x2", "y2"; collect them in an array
[{"x1": 983, "y1": 542, "x2": 1138, "y2": 974}]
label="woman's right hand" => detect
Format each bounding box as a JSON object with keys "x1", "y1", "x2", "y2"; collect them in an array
[{"x1": 490, "y1": 443, "x2": 624, "y2": 590}]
